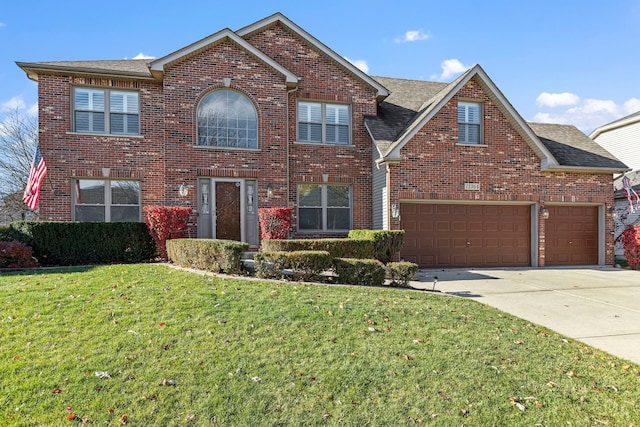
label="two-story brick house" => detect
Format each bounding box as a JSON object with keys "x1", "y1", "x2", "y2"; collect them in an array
[{"x1": 17, "y1": 12, "x2": 628, "y2": 268}]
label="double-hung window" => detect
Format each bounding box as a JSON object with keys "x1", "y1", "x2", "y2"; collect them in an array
[
  {"x1": 298, "y1": 102, "x2": 350, "y2": 144},
  {"x1": 458, "y1": 101, "x2": 482, "y2": 144},
  {"x1": 297, "y1": 184, "x2": 351, "y2": 232},
  {"x1": 74, "y1": 179, "x2": 141, "y2": 222},
  {"x1": 73, "y1": 88, "x2": 139, "y2": 135}
]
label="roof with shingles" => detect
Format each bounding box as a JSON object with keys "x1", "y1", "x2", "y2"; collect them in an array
[
  {"x1": 368, "y1": 72, "x2": 628, "y2": 171},
  {"x1": 528, "y1": 122, "x2": 628, "y2": 169},
  {"x1": 16, "y1": 59, "x2": 154, "y2": 79}
]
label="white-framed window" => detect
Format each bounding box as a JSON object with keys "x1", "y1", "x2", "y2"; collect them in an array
[
  {"x1": 458, "y1": 101, "x2": 482, "y2": 144},
  {"x1": 73, "y1": 179, "x2": 141, "y2": 222},
  {"x1": 73, "y1": 88, "x2": 140, "y2": 135},
  {"x1": 297, "y1": 102, "x2": 350, "y2": 144},
  {"x1": 297, "y1": 184, "x2": 352, "y2": 232},
  {"x1": 197, "y1": 89, "x2": 258, "y2": 149}
]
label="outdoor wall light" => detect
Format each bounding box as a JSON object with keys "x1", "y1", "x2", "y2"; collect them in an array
[
  {"x1": 178, "y1": 183, "x2": 189, "y2": 197},
  {"x1": 266, "y1": 183, "x2": 274, "y2": 198},
  {"x1": 391, "y1": 203, "x2": 400, "y2": 219},
  {"x1": 608, "y1": 207, "x2": 618, "y2": 219},
  {"x1": 539, "y1": 204, "x2": 550, "y2": 220}
]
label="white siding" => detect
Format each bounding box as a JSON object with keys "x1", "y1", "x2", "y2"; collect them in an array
[{"x1": 594, "y1": 123, "x2": 640, "y2": 171}]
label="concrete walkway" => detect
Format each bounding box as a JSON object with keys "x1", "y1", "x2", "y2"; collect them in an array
[{"x1": 409, "y1": 267, "x2": 640, "y2": 365}]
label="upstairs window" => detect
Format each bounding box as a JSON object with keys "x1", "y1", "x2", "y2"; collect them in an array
[
  {"x1": 298, "y1": 102, "x2": 350, "y2": 145},
  {"x1": 197, "y1": 89, "x2": 258, "y2": 149},
  {"x1": 73, "y1": 88, "x2": 139, "y2": 135},
  {"x1": 458, "y1": 101, "x2": 482, "y2": 144}
]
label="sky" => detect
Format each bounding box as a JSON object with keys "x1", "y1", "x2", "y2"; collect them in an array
[{"x1": 2, "y1": 0, "x2": 640, "y2": 135}]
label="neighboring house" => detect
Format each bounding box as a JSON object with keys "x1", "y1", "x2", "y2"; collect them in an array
[
  {"x1": 16, "y1": 12, "x2": 628, "y2": 268},
  {"x1": 590, "y1": 113, "x2": 640, "y2": 259}
]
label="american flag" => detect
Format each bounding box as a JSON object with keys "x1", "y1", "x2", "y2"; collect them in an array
[{"x1": 22, "y1": 144, "x2": 48, "y2": 210}]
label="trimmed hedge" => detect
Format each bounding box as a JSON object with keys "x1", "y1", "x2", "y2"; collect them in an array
[
  {"x1": 167, "y1": 238, "x2": 249, "y2": 274},
  {"x1": 255, "y1": 250, "x2": 332, "y2": 281},
  {"x1": 333, "y1": 258, "x2": 386, "y2": 286},
  {"x1": 0, "y1": 226, "x2": 22, "y2": 242},
  {"x1": 7, "y1": 221, "x2": 156, "y2": 266},
  {"x1": 348, "y1": 230, "x2": 405, "y2": 264},
  {"x1": 261, "y1": 238, "x2": 374, "y2": 259},
  {"x1": 386, "y1": 261, "x2": 419, "y2": 287}
]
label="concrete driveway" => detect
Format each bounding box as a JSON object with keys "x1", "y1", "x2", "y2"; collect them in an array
[{"x1": 410, "y1": 267, "x2": 640, "y2": 365}]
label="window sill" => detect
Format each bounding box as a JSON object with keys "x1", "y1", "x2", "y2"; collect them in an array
[
  {"x1": 294, "y1": 141, "x2": 355, "y2": 147},
  {"x1": 193, "y1": 145, "x2": 261, "y2": 152},
  {"x1": 456, "y1": 142, "x2": 488, "y2": 147},
  {"x1": 67, "y1": 132, "x2": 144, "y2": 139}
]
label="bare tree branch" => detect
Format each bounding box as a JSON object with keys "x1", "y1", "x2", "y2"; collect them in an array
[{"x1": 0, "y1": 107, "x2": 38, "y2": 223}]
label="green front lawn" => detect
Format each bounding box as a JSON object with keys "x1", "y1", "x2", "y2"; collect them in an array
[{"x1": 1, "y1": 264, "x2": 638, "y2": 425}]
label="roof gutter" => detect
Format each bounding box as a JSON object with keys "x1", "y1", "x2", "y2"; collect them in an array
[{"x1": 15, "y1": 62, "x2": 156, "y2": 82}]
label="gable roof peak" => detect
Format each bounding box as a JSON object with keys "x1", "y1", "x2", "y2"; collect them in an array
[
  {"x1": 149, "y1": 27, "x2": 299, "y2": 87},
  {"x1": 236, "y1": 12, "x2": 389, "y2": 100}
]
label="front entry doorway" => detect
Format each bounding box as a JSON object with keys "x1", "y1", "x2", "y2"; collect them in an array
[{"x1": 197, "y1": 178, "x2": 258, "y2": 246}]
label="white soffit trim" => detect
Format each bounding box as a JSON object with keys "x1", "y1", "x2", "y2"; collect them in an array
[
  {"x1": 236, "y1": 13, "x2": 389, "y2": 99},
  {"x1": 149, "y1": 28, "x2": 299, "y2": 86},
  {"x1": 589, "y1": 113, "x2": 640, "y2": 139}
]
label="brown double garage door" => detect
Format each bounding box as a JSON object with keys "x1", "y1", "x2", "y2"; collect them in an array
[{"x1": 401, "y1": 203, "x2": 598, "y2": 268}]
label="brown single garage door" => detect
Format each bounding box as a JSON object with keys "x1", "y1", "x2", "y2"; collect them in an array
[
  {"x1": 401, "y1": 203, "x2": 531, "y2": 268},
  {"x1": 545, "y1": 205, "x2": 598, "y2": 266}
]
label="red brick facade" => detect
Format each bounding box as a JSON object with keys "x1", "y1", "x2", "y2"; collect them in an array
[{"x1": 27, "y1": 15, "x2": 618, "y2": 266}]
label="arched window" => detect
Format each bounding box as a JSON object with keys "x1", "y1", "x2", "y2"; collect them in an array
[{"x1": 197, "y1": 89, "x2": 258, "y2": 149}]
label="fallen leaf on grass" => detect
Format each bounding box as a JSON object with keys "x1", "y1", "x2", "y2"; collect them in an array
[
  {"x1": 566, "y1": 371, "x2": 578, "y2": 378},
  {"x1": 95, "y1": 371, "x2": 111, "y2": 379},
  {"x1": 252, "y1": 376, "x2": 261, "y2": 383},
  {"x1": 413, "y1": 338, "x2": 424, "y2": 343},
  {"x1": 52, "y1": 388, "x2": 64, "y2": 394},
  {"x1": 509, "y1": 397, "x2": 526, "y2": 411},
  {"x1": 119, "y1": 414, "x2": 128, "y2": 424},
  {"x1": 160, "y1": 379, "x2": 176, "y2": 386}
]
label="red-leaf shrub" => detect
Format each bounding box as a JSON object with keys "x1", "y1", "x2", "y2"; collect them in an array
[
  {"x1": 621, "y1": 224, "x2": 640, "y2": 270},
  {"x1": 0, "y1": 240, "x2": 39, "y2": 268},
  {"x1": 145, "y1": 206, "x2": 193, "y2": 260},
  {"x1": 258, "y1": 207, "x2": 293, "y2": 240}
]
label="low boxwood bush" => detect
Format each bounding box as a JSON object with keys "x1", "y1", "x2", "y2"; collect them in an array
[
  {"x1": 348, "y1": 230, "x2": 405, "y2": 264},
  {"x1": 386, "y1": 261, "x2": 419, "y2": 287},
  {"x1": 167, "y1": 238, "x2": 249, "y2": 274},
  {"x1": 261, "y1": 238, "x2": 374, "y2": 259},
  {"x1": 255, "y1": 250, "x2": 332, "y2": 281},
  {"x1": 334, "y1": 258, "x2": 386, "y2": 286},
  {"x1": 0, "y1": 240, "x2": 39, "y2": 269},
  {"x1": 9, "y1": 221, "x2": 156, "y2": 265}
]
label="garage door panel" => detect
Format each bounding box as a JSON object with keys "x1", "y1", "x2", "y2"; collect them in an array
[
  {"x1": 545, "y1": 206, "x2": 598, "y2": 266},
  {"x1": 401, "y1": 203, "x2": 531, "y2": 268}
]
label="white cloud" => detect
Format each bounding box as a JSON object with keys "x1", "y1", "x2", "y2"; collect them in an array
[
  {"x1": 434, "y1": 59, "x2": 470, "y2": 81},
  {"x1": 623, "y1": 98, "x2": 640, "y2": 114},
  {"x1": 536, "y1": 92, "x2": 580, "y2": 108},
  {"x1": 395, "y1": 30, "x2": 430, "y2": 43},
  {"x1": 531, "y1": 96, "x2": 640, "y2": 133},
  {"x1": 1, "y1": 96, "x2": 26, "y2": 112},
  {"x1": 0, "y1": 22, "x2": 5, "y2": 28},
  {"x1": 27, "y1": 103, "x2": 38, "y2": 116},
  {"x1": 567, "y1": 98, "x2": 618, "y2": 115},
  {"x1": 130, "y1": 52, "x2": 155, "y2": 60},
  {"x1": 344, "y1": 57, "x2": 369, "y2": 73}
]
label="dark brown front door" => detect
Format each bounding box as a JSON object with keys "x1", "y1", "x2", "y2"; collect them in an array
[
  {"x1": 545, "y1": 206, "x2": 598, "y2": 265},
  {"x1": 401, "y1": 203, "x2": 531, "y2": 268},
  {"x1": 215, "y1": 181, "x2": 241, "y2": 241}
]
